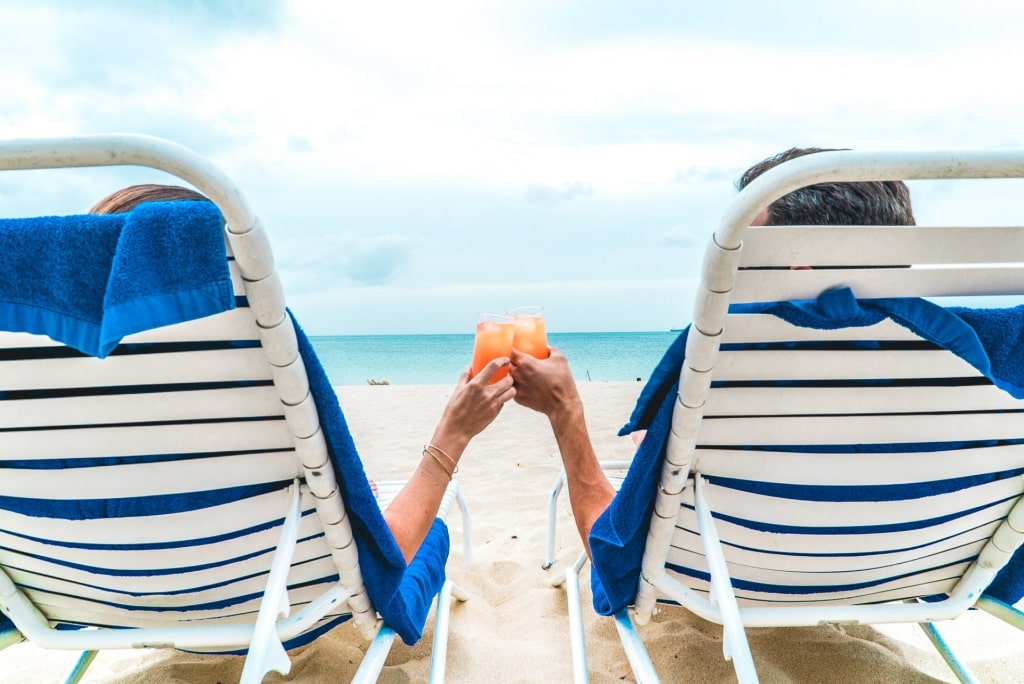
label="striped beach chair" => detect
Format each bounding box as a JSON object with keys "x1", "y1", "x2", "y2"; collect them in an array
[
  {"x1": 0, "y1": 135, "x2": 469, "y2": 683},
  {"x1": 550, "y1": 150, "x2": 1024, "y2": 683}
]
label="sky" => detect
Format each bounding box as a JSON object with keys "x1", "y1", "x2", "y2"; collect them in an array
[{"x1": 2, "y1": 0, "x2": 1023, "y2": 335}]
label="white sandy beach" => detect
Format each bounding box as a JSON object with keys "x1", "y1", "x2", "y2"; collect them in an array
[{"x1": 3, "y1": 381, "x2": 1024, "y2": 683}]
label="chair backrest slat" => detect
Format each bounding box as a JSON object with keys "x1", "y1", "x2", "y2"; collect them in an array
[
  {"x1": 715, "y1": 346, "x2": 979, "y2": 381},
  {"x1": 705, "y1": 383, "x2": 1019, "y2": 415},
  {"x1": 4, "y1": 452, "x2": 303, "y2": 499},
  {"x1": 0, "y1": 346, "x2": 276, "y2": 389},
  {"x1": 734, "y1": 265, "x2": 1024, "y2": 302},
  {"x1": 695, "y1": 444, "x2": 1024, "y2": 485},
  {"x1": 1, "y1": 420, "x2": 295, "y2": 460},
  {"x1": 740, "y1": 225, "x2": 1024, "y2": 267},
  {"x1": 698, "y1": 411, "x2": 1024, "y2": 446},
  {"x1": 0, "y1": 385, "x2": 286, "y2": 428},
  {"x1": 722, "y1": 315, "x2": 917, "y2": 343},
  {"x1": 686, "y1": 470, "x2": 1022, "y2": 527},
  {"x1": 1, "y1": 488, "x2": 296, "y2": 543},
  {"x1": 675, "y1": 495, "x2": 1007, "y2": 556}
]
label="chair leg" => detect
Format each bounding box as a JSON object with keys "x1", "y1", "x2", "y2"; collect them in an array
[
  {"x1": 976, "y1": 594, "x2": 1024, "y2": 630},
  {"x1": 613, "y1": 609, "x2": 660, "y2": 684},
  {"x1": 0, "y1": 625, "x2": 24, "y2": 650},
  {"x1": 450, "y1": 483, "x2": 474, "y2": 565},
  {"x1": 916, "y1": 595, "x2": 1024, "y2": 684},
  {"x1": 693, "y1": 474, "x2": 759, "y2": 683},
  {"x1": 239, "y1": 480, "x2": 304, "y2": 684},
  {"x1": 63, "y1": 650, "x2": 98, "y2": 684},
  {"x1": 917, "y1": 621, "x2": 980, "y2": 684},
  {"x1": 429, "y1": 580, "x2": 469, "y2": 684},
  {"x1": 352, "y1": 625, "x2": 397, "y2": 684},
  {"x1": 544, "y1": 472, "x2": 567, "y2": 570},
  {"x1": 550, "y1": 551, "x2": 585, "y2": 589},
  {"x1": 545, "y1": 462, "x2": 629, "y2": 573},
  {"x1": 564, "y1": 555, "x2": 591, "y2": 684}
]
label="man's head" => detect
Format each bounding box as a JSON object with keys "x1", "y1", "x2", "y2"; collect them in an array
[{"x1": 738, "y1": 147, "x2": 916, "y2": 227}]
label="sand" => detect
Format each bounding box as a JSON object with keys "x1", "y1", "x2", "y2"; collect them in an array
[{"x1": 3, "y1": 381, "x2": 1024, "y2": 683}]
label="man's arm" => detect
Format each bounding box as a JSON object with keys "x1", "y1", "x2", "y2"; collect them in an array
[{"x1": 510, "y1": 348, "x2": 614, "y2": 557}]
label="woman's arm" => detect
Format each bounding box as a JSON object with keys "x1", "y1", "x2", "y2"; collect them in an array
[{"x1": 383, "y1": 358, "x2": 515, "y2": 564}]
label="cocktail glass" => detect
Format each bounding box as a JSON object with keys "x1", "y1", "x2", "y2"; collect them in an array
[
  {"x1": 508, "y1": 305, "x2": 549, "y2": 359},
  {"x1": 471, "y1": 313, "x2": 515, "y2": 383}
]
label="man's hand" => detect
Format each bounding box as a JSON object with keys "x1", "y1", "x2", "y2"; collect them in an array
[{"x1": 509, "y1": 347, "x2": 583, "y2": 422}]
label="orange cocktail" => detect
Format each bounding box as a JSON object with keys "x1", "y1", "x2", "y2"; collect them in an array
[
  {"x1": 509, "y1": 305, "x2": 549, "y2": 359},
  {"x1": 471, "y1": 314, "x2": 515, "y2": 383}
]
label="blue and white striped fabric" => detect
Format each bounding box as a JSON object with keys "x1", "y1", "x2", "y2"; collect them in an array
[
  {"x1": 0, "y1": 239, "x2": 355, "y2": 650},
  {"x1": 591, "y1": 290, "x2": 1024, "y2": 616},
  {"x1": 0, "y1": 203, "x2": 447, "y2": 655}
]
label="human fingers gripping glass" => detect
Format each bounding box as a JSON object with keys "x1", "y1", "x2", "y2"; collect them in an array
[{"x1": 471, "y1": 313, "x2": 514, "y2": 384}]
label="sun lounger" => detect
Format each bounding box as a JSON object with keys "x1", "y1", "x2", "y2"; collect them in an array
[
  {"x1": 0, "y1": 134, "x2": 470, "y2": 683},
  {"x1": 549, "y1": 149, "x2": 1024, "y2": 683}
]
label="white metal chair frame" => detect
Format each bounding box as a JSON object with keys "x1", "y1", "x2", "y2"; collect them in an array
[
  {"x1": 0, "y1": 135, "x2": 470, "y2": 684},
  {"x1": 548, "y1": 150, "x2": 1024, "y2": 683}
]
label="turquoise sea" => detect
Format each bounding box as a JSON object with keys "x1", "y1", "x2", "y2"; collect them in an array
[{"x1": 309, "y1": 331, "x2": 681, "y2": 386}]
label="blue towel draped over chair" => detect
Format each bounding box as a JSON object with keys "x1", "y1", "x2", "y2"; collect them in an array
[
  {"x1": 293, "y1": 314, "x2": 448, "y2": 645},
  {"x1": 0, "y1": 200, "x2": 235, "y2": 358},
  {"x1": 590, "y1": 288, "x2": 1024, "y2": 616}
]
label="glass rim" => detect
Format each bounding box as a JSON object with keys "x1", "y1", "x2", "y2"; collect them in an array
[{"x1": 507, "y1": 305, "x2": 543, "y2": 317}]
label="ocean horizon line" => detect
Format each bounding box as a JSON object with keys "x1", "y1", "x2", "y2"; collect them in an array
[
  {"x1": 309, "y1": 329, "x2": 680, "y2": 338},
  {"x1": 308, "y1": 330, "x2": 680, "y2": 386}
]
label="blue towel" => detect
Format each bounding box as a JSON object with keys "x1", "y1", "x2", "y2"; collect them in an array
[
  {"x1": 0, "y1": 614, "x2": 13, "y2": 638},
  {"x1": 293, "y1": 314, "x2": 448, "y2": 645},
  {"x1": 591, "y1": 288, "x2": 1024, "y2": 615},
  {"x1": 621, "y1": 288, "x2": 1024, "y2": 436},
  {"x1": 0, "y1": 201, "x2": 235, "y2": 358},
  {"x1": 589, "y1": 376, "x2": 678, "y2": 616}
]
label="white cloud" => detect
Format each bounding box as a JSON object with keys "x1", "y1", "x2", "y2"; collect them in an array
[
  {"x1": 276, "y1": 231, "x2": 424, "y2": 291},
  {"x1": 287, "y1": 277, "x2": 701, "y2": 335},
  {"x1": 525, "y1": 182, "x2": 593, "y2": 206},
  {"x1": 2, "y1": 0, "x2": 1023, "y2": 334}
]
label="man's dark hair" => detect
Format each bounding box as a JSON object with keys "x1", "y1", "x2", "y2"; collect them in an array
[{"x1": 737, "y1": 147, "x2": 916, "y2": 226}]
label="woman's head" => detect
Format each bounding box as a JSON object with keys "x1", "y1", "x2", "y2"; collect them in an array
[{"x1": 89, "y1": 183, "x2": 208, "y2": 215}]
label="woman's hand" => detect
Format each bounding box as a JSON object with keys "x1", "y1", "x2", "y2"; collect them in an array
[
  {"x1": 432, "y1": 357, "x2": 515, "y2": 451},
  {"x1": 385, "y1": 357, "x2": 515, "y2": 564}
]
